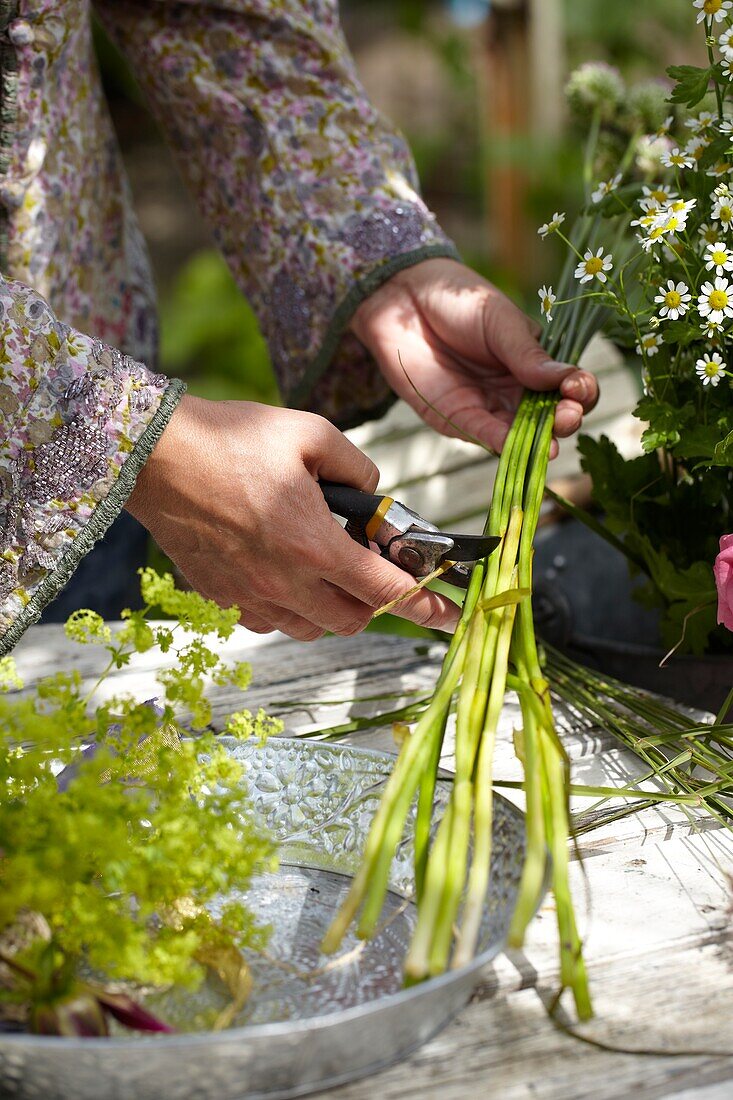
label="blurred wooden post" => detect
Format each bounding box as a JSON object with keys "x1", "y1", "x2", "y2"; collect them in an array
[
  {"x1": 528, "y1": 0, "x2": 565, "y2": 140},
  {"x1": 482, "y1": 0, "x2": 564, "y2": 276}
]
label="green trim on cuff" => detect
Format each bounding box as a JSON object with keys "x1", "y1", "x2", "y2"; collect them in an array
[
  {"x1": 288, "y1": 241, "x2": 461, "y2": 408},
  {"x1": 0, "y1": 379, "x2": 186, "y2": 657}
]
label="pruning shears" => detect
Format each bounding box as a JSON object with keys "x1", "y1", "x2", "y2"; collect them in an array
[{"x1": 320, "y1": 481, "x2": 501, "y2": 590}]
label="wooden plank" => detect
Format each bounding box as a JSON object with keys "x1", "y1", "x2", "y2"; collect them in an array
[{"x1": 321, "y1": 940, "x2": 733, "y2": 1100}]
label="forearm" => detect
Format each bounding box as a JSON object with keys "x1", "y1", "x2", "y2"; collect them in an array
[{"x1": 94, "y1": 0, "x2": 458, "y2": 425}]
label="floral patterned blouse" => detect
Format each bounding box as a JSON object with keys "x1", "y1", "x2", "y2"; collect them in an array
[{"x1": 0, "y1": 0, "x2": 456, "y2": 653}]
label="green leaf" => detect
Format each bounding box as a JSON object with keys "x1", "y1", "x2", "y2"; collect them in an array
[
  {"x1": 666, "y1": 64, "x2": 713, "y2": 109},
  {"x1": 634, "y1": 398, "x2": 695, "y2": 453},
  {"x1": 713, "y1": 427, "x2": 733, "y2": 466},
  {"x1": 672, "y1": 425, "x2": 723, "y2": 461},
  {"x1": 661, "y1": 320, "x2": 697, "y2": 348},
  {"x1": 477, "y1": 588, "x2": 530, "y2": 612},
  {"x1": 660, "y1": 599, "x2": 719, "y2": 658}
]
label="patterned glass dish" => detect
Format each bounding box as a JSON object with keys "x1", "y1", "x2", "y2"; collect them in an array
[{"x1": 0, "y1": 737, "x2": 530, "y2": 1100}]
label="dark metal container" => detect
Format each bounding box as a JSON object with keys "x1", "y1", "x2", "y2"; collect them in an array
[{"x1": 534, "y1": 520, "x2": 732, "y2": 718}]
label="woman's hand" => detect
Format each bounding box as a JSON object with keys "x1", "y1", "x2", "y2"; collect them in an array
[
  {"x1": 352, "y1": 258, "x2": 599, "y2": 458},
  {"x1": 125, "y1": 396, "x2": 459, "y2": 639}
]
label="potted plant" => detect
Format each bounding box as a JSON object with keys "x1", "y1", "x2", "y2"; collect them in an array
[{"x1": 530, "y1": 3, "x2": 733, "y2": 712}]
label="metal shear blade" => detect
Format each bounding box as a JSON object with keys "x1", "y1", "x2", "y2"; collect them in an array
[{"x1": 319, "y1": 481, "x2": 501, "y2": 590}]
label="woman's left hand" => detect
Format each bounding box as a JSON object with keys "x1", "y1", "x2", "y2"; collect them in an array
[{"x1": 351, "y1": 258, "x2": 599, "y2": 458}]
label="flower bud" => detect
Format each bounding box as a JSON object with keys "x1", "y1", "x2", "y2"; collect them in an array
[{"x1": 565, "y1": 62, "x2": 625, "y2": 122}]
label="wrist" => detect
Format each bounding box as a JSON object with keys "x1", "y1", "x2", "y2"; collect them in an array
[{"x1": 124, "y1": 393, "x2": 202, "y2": 524}]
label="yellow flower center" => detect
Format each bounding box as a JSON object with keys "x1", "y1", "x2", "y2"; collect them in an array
[
  {"x1": 664, "y1": 290, "x2": 681, "y2": 308},
  {"x1": 705, "y1": 361, "x2": 721, "y2": 377},
  {"x1": 704, "y1": 227, "x2": 718, "y2": 242},
  {"x1": 543, "y1": 296, "x2": 552, "y2": 312},
  {"x1": 705, "y1": 0, "x2": 723, "y2": 14},
  {"x1": 651, "y1": 189, "x2": 667, "y2": 202},
  {"x1": 643, "y1": 337, "x2": 657, "y2": 349},
  {"x1": 721, "y1": 205, "x2": 732, "y2": 223},
  {"x1": 585, "y1": 257, "x2": 604, "y2": 275},
  {"x1": 712, "y1": 249, "x2": 728, "y2": 264},
  {"x1": 665, "y1": 216, "x2": 680, "y2": 232},
  {"x1": 709, "y1": 289, "x2": 729, "y2": 309}
]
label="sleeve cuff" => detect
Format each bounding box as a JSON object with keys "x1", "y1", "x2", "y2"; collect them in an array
[
  {"x1": 288, "y1": 242, "x2": 461, "y2": 412},
  {"x1": 0, "y1": 379, "x2": 186, "y2": 657}
]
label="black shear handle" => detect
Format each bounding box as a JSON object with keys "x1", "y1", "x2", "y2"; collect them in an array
[{"x1": 319, "y1": 480, "x2": 386, "y2": 525}]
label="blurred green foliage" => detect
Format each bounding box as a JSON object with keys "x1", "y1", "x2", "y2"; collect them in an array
[
  {"x1": 566, "y1": 0, "x2": 689, "y2": 67},
  {"x1": 159, "y1": 251, "x2": 279, "y2": 405}
]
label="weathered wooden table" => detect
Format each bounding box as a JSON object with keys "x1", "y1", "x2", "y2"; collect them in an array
[{"x1": 13, "y1": 624, "x2": 733, "y2": 1100}]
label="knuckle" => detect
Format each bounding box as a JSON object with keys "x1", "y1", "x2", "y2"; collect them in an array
[
  {"x1": 299, "y1": 535, "x2": 329, "y2": 573},
  {"x1": 292, "y1": 625, "x2": 325, "y2": 642},
  {"x1": 334, "y1": 612, "x2": 372, "y2": 637},
  {"x1": 369, "y1": 579, "x2": 402, "y2": 611},
  {"x1": 307, "y1": 413, "x2": 334, "y2": 445},
  {"x1": 248, "y1": 573, "x2": 286, "y2": 604},
  {"x1": 241, "y1": 617, "x2": 273, "y2": 635}
]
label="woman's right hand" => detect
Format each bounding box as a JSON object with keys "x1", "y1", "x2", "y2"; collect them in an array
[{"x1": 125, "y1": 396, "x2": 460, "y2": 640}]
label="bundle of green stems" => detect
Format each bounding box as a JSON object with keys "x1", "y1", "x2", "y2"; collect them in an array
[
  {"x1": 321, "y1": 197, "x2": 634, "y2": 1019},
  {"x1": 546, "y1": 649, "x2": 733, "y2": 832}
]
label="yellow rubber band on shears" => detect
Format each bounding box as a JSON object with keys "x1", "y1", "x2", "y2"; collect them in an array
[{"x1": 365, "y1": 496, "x2": 394, "y2": 542}]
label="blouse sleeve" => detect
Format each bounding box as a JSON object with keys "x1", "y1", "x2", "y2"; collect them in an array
[
  {"x1": 0, "y1": 275, "x2": 185, "y2": 655},
  {"x1": 94, "y1": 0, "x2": 459, "y2": 428}
]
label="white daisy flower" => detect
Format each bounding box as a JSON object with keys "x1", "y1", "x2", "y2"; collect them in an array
[
  {"x1": 693, "y1": 0, "x2": 733, "y2": 24},
  {"x1": 701, "y1": 318, "x2": 724, "y2": 338},
  {"x1": 537, "y1": 211, "x2": 566, "y2": 238},
  {"x1": 698, "y1": 276, "x2": 733, "y2": 323},
  {"x1": 699, "y1": 221, "x2": 720, "y2": 245},
  {"x1": 720, "y1": 117, "x2": 733, "y2": 135},
  {"x1": 706, "y1": 160, "x2": 733, "y2": 177},
  {"x1": 642, "y1": 184, "x2": 678, "y2": 205},
  {"x1": 661, "y1": 147, "x2": 695, "y2": 169},
  {"x1": 632, "y1": 208, "x2": 659, "y2": 227},
  {"x1": 686, "y1": 110, "x2": 716, "y2": 132},
  {"x1": 654, "y1": 280, "x2": 691, "y2": 320},
  {"x1": 574, "y1": 246, "x2": 613, "y2": 284},
  {"x1": 695, "y1": 351, "x2": 726, "y2": 386},
  {"x1": 656, "y1": 115, "x2": 675, "y2": 137},
  {"x1": 635, "y1": 332, "x2": 663, "y2": 357},
  {"x1": 722, "y1": 56, "x2": 733, "y2": 80},
  {"x1": 720, "y1": 27, "x2": 733, "y2": 54},
  {"x1": 591, "y1": 173, "x2": 623, "y2": 204},
  {"x1": 706, "y1": 240, "x2": 733, "y2": 273},
  {"x1": 638, "y1": 225, "x2": 668, "y2": 252},
  {"x1": 645, "y1": 199, "x2": 695, "y2": 249},
  {"x1": 684, "y1": 137, "x2": 707, "y2": 163},
  {"x1": 538, "y1": 285, "x2": 557, "y2": 322},
  {"x1": 712, "y1": 194, "x2": 733, "y2": 226},
  {"x1": 652, "y1": 197, "x2": 696, "y2": 235}
]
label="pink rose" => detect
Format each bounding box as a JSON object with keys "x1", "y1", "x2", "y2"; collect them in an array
[{"x1": 714, "y1": 534, "x2": 733, "y2": 631}]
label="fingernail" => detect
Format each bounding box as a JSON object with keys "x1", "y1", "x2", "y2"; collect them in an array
[
  {"x1": 562, "y1": 375, "x2": 586, "y2": 400},
  {"x1": 540, "y1": 359, "x2": 572, "y2": 374}
]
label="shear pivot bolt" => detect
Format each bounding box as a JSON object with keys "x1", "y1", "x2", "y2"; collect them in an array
[{"x1": 398, "y1": 547, "x2": 423, "y2": 570}]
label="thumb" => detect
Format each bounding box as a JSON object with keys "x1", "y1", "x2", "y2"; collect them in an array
[
  {"x1": 483, "y1": 298, "x2": 575, "y2": 390},
  {"x1": 300, "y1": 415, "x2": 380, "y2": 493}
]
